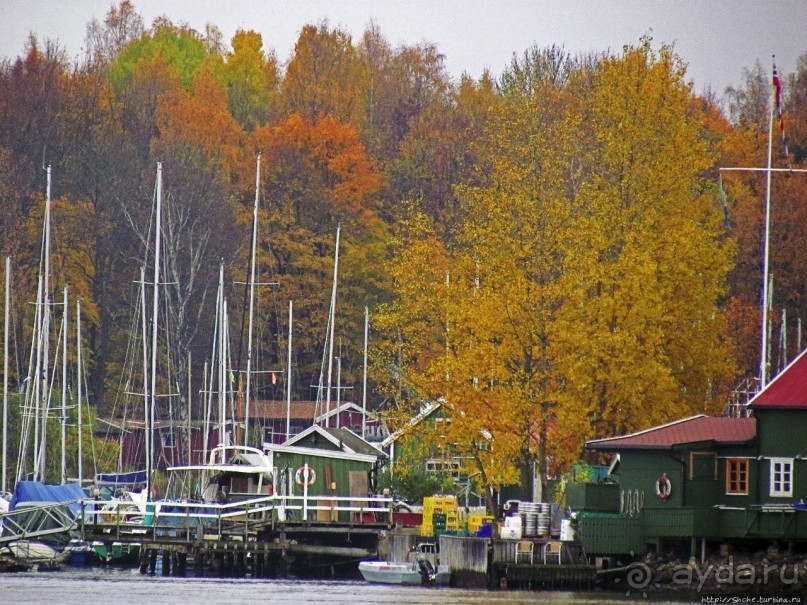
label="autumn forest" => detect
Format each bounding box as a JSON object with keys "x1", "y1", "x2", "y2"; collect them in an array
[{"x1": 2, "y1": 2, "x2": 807, "y2": 496}]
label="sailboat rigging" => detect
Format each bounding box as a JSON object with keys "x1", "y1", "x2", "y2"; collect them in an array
[
  {"x1": 315, "y1": 225, "x2": 340, "y2": 428},
  {"x1": 2, "y1": 256, "x2": 10, "y2": 494},
  {"x1": 243, "y1": 153, "x2": 260, "y2": 446}
]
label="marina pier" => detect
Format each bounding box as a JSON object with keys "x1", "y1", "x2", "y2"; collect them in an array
[{"x1": 81, "y1": 493, "x2": 392, "y2": 578}]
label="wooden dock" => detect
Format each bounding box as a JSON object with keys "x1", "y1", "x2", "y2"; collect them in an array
[
  {"x1": 81, "y1": 495, "x2": 392, "y2": 578},
  {"x1": 384, "y1": 532, "x2": 597, "y2": 590},
  {"x1": 82, "y1": 499, "x2": 597, "y2": 587}
]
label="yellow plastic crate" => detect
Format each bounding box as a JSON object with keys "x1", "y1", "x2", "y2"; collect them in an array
[{"x1": 468, "y1": 514, "x2": 494, "y2": 533}]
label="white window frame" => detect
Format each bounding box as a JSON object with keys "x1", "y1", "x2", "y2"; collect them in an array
[
  {"x1": 161, "y1": 431, "x2": 175, "y2": 448},
  {"x1": 769, "y1": 457, "x2": 794, "y2": 497}
]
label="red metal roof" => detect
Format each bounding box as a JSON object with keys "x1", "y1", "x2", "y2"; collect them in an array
[
  {"x1": 750, "y1": 349, "x2": 807, "y2": 409},
  {"x1": 586, "y1": 415, "x2": 757, "y2": 450}
]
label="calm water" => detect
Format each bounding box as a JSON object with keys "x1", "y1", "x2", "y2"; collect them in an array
[{"x1": 0, "y1": 566, "x2": 692, "y2": 605}]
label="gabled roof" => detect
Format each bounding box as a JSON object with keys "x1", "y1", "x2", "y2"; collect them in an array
[
  {"x1": 282, "y1": 424, "x2": 386, "y2": 459},
  {"x1": 265, "y1": 443, "x2": 379, "y2": 464},
  {"x1": 323, "y1": 427, "x2": 386, "y2": 458},
  {"x1": 314, "y1": 402, "x2": 370, "y2": 424},
  {"x1": 749, "y1": 348, "x2": 807, "y2": 409},
  {"x1": 585, "y1": 414, "x2": 757, "y2": 451}
]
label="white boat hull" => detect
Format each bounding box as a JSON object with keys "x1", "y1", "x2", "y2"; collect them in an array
[
  {"x1": 358, "y1": 560, "x2": 450, "y2": 585},
  {"x1": 6, "y1": 540, "x2": 68, "y2": 563}
]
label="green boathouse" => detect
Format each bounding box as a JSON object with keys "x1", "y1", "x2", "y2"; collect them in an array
[{"x1": 580, "y1": 348, "x2": 807, "y2": 558}]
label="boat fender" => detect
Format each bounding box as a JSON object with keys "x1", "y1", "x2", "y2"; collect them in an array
[
  {"x1": 655, "y1": 473, "x2": 672, "y2": 501},
  {"x1": 295, "y1": 464, "x2": 316, "y2": 487}
]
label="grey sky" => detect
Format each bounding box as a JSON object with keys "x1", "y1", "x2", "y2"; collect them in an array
[{"x1": 1, "y1": 0, "x2": 805, "y2": 99}]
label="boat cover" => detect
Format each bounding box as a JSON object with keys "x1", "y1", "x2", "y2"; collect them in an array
[
  {"x1": 8, "y1": 481, "x2": 86, "y2": 513},
  {"x1": 94, "y1": 470, "x2": 147, "y2": 489},
  {"x1": 4, "y1": 481, "x2": 85, "y2": 550}
]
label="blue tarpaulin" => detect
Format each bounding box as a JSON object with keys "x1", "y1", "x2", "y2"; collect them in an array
[
  {"x1": 9, "y1": 481, "x2": 86, "y2": 515},
  {"x1": 94, "y1": 470, "x2": 147, "y2": 489},
  {"x1": 4, "y1": 481, "x2": 86, "y2": 549}
]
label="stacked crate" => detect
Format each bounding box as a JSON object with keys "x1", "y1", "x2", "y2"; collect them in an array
[
  {"x1": 421, "y1": 495, "x2": 459, "y2": 536},
  {"x1": 467, "y1": 513, "x2": 495, "y2": 535}
]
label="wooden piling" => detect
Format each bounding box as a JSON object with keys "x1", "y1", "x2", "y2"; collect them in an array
[{"x1": 439, "y1": 535, "x2": 489, "y2": 588}]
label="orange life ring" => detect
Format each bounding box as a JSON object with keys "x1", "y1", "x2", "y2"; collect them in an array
[
  {"x1": 295, "y1": 464, "x2": 316, "y2": 487},
  {"x1": 655, "y1": 473, "x2": 672, "y2": 500}
]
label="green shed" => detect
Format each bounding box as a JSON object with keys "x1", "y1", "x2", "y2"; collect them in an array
[{"x1": 265, "y1": 424, "x2": 387, "y2": 522}]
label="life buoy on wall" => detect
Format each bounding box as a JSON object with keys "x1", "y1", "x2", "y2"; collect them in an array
[
  {"x1": 295, "y1": 464, "x2": 316, "y2": 487},
  {"x1": 655, "y1": 473, "x2": 672, "y2": 500}
]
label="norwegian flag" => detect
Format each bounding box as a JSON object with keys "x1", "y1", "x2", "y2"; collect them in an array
[{"x1": 773, "y1": 61, "x2": 789, "y2": 157}]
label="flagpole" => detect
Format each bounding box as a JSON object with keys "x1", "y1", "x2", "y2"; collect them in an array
[{"x1": 760, "y1": 57, "x2": 776, "y2": 389}]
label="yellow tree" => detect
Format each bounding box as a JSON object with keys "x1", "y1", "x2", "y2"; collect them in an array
[
  {"x1": 444, "y1": 82, "x2": 586, "y2": 504},
  {"x1": 375, "y1": 43, "x2": 737, "y2": 505},
  {"x1": 566, "y1": 43, "x2": 736, "y2": 444},
  {"x1": 375, "y1": 80, "x2": 584, "y2": 506}
]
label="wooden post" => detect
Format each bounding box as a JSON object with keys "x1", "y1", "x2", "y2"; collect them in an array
[{"x1": 161, "y1": 550, "x2": 171, "y2": 575}]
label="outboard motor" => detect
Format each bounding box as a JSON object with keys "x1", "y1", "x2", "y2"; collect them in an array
[{"x1": 416, "y1": 553, "x2": 436, "y2": 584}]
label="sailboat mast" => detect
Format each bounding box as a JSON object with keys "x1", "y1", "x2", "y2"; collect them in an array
[
  {"x1": 140, "y1": 266, "x2": 148, "y2": 479},
  {"x1": 244, "y1": 153, "x2": 261, "y2": 446},
  {"x1": 224, "y1": 299, "x2": 232, "y2": 444},
  {"x1": 286, "y1": 300, "x2": 292, "y2": 442},
  {"x1": 61, "y1": 286, "x2": 68, "y2": 484},
  {"x1": 760, "y1": 65, "x2": 775, "y2": 389},
  {"x1": 77, "y1": 297, "x2": 83, "y2": 485},
  {"x1": 202, "y1": 360, "x2": 209, "y2": 461},
  {"x1": 2, "y1": 257, "x2": 9, "y2": 493},
  {"x1": 362, "y1": 306, "x2": 368, "y2": 440},
  {"x1": 187, "y1": 350, "x2": 192, "y2": 466},
  {"x1": 38, "y1": 164, "x2": 53, "y2": 480},
  {"x1": 324, "y1": 225, "x2": 340, "y2": 427},
  {"x1": 336, "y1": 351, "x2": 341, "y2": 429},
  {"x1": 217, "y1": 263, "x2": 226, "y2": 448},
  {"x1": 29, "y1": 276, "x2": 43, "y2": 481},
  {"x1": 148, "y1": 163, "x2": 163, "y2": 497}
]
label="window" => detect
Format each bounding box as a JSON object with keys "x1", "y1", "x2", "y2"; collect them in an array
[
  {"x1": 263, "y1": 425, "x2": 284, "y2": 445},
  {"x1": 690, "y1": 451, "x2": 717, "y2": 480},
  {"x1": 425, "y1": 457, "x2": 462, "y2": 480},
  {"x1": 770, "y1": 458, "x2": 793, "y2": 497},
  {"x1": 230, "y1": 475, "x2": 250, "y2": 494},
  {"x1": 725, "y1": 458, "x2": 749, "y2": 495}
]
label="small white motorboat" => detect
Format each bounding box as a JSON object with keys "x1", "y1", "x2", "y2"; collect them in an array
[{"x1": 359, "y1": 543, "x2": 450, "y2": 585}]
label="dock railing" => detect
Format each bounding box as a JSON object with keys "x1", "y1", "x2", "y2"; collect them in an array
[
  {"x1": 0, "y1": 500, "x2": 82, "y2": 545},
  {"x1": 81, "y1": 493, "x2": 393, "y2": 542}
]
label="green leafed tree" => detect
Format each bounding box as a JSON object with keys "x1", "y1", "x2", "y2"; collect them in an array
[
  {"x1": 107, "y1": 19, "x2": 211, "y2": 91},
  {"x1": 218, "y1": 29, "x2": 280, "y2": 131}
]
